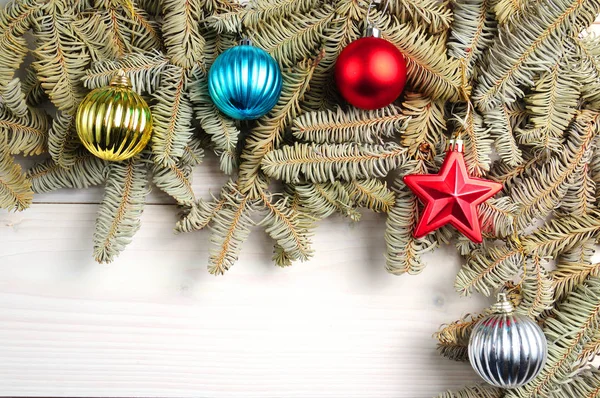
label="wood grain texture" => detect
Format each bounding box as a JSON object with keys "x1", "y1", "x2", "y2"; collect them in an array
[{"x1": 0, "y1": 204, "x2": 488, "y2": 397}]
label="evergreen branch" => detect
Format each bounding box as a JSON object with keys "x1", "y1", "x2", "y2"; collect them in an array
[
  {"x1": 3, "y1": 78, "x2": 28, "y2": 117},
  {"x1": 0, "y1": 0, "x2": 36, "y2": 93},
  {"x1": 455, "y1": 108, "x2": 492, "y2": 177},
  {"x1": 83, "y1": 51, "x2": 169, "y2": 94},
  {"x1": 189, "y1": 72, "x2": 238, "y2": 174},
  {"x1": 382, "y1": 16, "x2": 462, "y2": 101},
  {"x1": 436, "y1": 384, "x2": 504, "y2": 398},
  {"x1": 435, "y1": 313, "x2": 485, "y2": 362},
  {"x1": 249, "y1": 7, "x2": 334, "y2": 67},
  {"x1": 241, "y1": 0, "x2": 321, "y2": 28},
  {"x1": 239, "y1": 60, "x2": 317, "y2": 197},
  {"x1": 484, "y1": 105, "x2": 524, "y2": 167},
  {"x1": 151, "y1": 66, "x2": 194, "y2": 166},
  {"x1": 292, "y1": 105, "x2": 407, "y2": 144},
  {"x1": 400, "y1": 92, "x2": 446, "y2": 158},
  {"x1": 553, "y1": 260, "x2": 600, "y2": 303},
  {"x1": 516, "y1": 61, "x2": 579, "y2": 152},
  {"x1": 33, "y1": 1, "x2": 90, "y2": 114},
  {"x1": 448, "y1": 0, "x2": 496, "y2": 74},
  {"x1": 455, "y1": 245, "x2": 524, "y2": 296},
  {"x1": 560, "y1": 163, "x2": 596, "y2": 217},
  {"x1": 71, "y1": 13, "x2": 119, "y2": 61},
  {"x1": 550, "y1": 368, "x2": 600, "y2": 397},
  {"x1": 27, "y1": 153, "x2": 106, "y2": 193},
  {"x1": 21, "y1": 69, "x2": 45, "y2": 106},
  {"x1": 516, "y1": 256, "x2": 554, "y2": 319},
  {"x1": 152, "y1": 162, "x2": 195, "y2": 205},
  {"x1": 123, "y1": 3, "x2": 162, "y2": 52},
  {"x1": 258, "y1": 192, "x2": 314, "y2": 262},
  {"x1": 507, "y1": 277, "x2": 600, "y2": 398},
  {"x1": 511, "y1": 113, "x2": 598, "y2": 229},
  {"x1": 522, "y1": 210, "x2": 600, "y2": 258},
  {"x1": 493, "y1": 0, "x2": 529, "y2": 25},
  {"x1": 472, "y1": 0, "x2": 600, "y2": 110},
  {"x1": 294, "y1": 181, "x2": 360, "y2": 221},
  {"x1": 179, "y1": 135, "x2": 205, "y2": 167},
  {"x1": 161, "y1": 0, "x2": 204, "y2": 69},
  {"x1": 48, "y1": 111, "x2": 79, "y2": 168},
  {"x1": 0, "y1": 136, "x2": 32, "y2": 211},
  {"x1": 478, "y1": 196, "x2": 519, "y2": 237},
  {"x1": 345, "y1": 179, "x2": 395, "y2": 213},
  {"x1": 388, "y1": 0, "x2": 452, "y2": 34},
  {"x1": 385, "y1": 161, "x2": 437, "y2": 275},
  {"x1": 578, "y1": 333, "x2": 600, "y2": 362},
  {"x1": 0, "y1": 105, "x2": 48, "y2": 156},
  {"x1": 94, "y1": 156, "x2": 149, "y2": 263},
  {"x1": 261, "y1": 142, "x2": 407, "y2": 184},
  {"x1": 175, "y1": 196, "x2": 226, "y2": 234},
  {"x1": 208, "y1": 182, "x2": 254, "y2": 275},
  {"x1": 489, "y1": 150, "x2": 545, "y2": 187}
]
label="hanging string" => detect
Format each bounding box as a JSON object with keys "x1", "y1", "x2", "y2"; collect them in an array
[{"x1": 365, "y1": 0, "x2": 392, "y2": 27}]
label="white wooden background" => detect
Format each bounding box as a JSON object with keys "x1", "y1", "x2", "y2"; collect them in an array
[{"x1": 1, "y1": 148, "x2": 491, "y2": 397}]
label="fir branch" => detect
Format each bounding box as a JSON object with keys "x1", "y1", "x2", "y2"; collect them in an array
[
  {"x1": 478, "y1": 196, "x2": 519, "y2": 237},
  {"x1": 472, "y1": 0, "x2": 600, "y2": 110},
  {"x1": 345, "y1": 179, "x2": 395, "y2": 213},
  {"x1": 257, "y1": 192, "x2": 313, "y2": 262},
  {"x1": 484, "y1": 105, "x2": 524, "y2": 167},
  {"x1": 33, "y1": 1, "x2": 90, "y2": 115},
  {"x1": 382, "y1": 16, "x2": 462, "y2": 101},
  {"x1": 489, "y1": 150, "x2": 545, "y2": 187},
  {"x1": 0, "y1": 105, "x2": 48, "y2": 156},
  {"x1": 161, "y1": 0, "x2": 204, "y2": 69},
  {"x1": 261, "y1": 142, "x2": 407, "y2": 184},
  {"x1": 188, "y1": 72, "x2": 239, "y2": 174},
  {"x1": 448, "y1": 0, "x2": 496, "y2": 74},
  {"x1": 455, "y1": 108, "x2": 492, "y2": 177},
  {"x1": 550, "y1": 368, "x2": 600, "y2": 398},
  {"x1": 151, "y1": 66, "x2": 194, "y2": 167},
  {"x1": 0, "y1": 0, "x2": 37, "y2": 93},
  {"x1": 94, "y1": 156, "x2": 149, "y2": 263},
  {"x1": 292, "y1": 105, "x2": 407, "y2": 144},
  {"x1": 2, "y1": 78, "x2": 28, "y2": 118},
  {"x1": 511, "y1": 113, "x2": 598, "y2": 229},
  {"x1": 493, "y1": 0, "x2": 529, "y2": 25},
  {"x1": 578, "y1": 333, "x2": 600, "y2": 362},
  {"x1": 455, "y1": 245, "x2": 525, "y2": 296},
  {"x1": 152, "y1": 162, "x2": 196, "y2": 206},
  {"x1": 21, "y1": 69, "x2": 45, "y2": 106},
  {"x1": 208, "y1": 182, "x2": 254, "y2": 275},
  {"x1": 552, "y1": 260, "x2": 600, "y2": 303},
  {"x1": 0, "y1": 136, "x2": 32, "y2": 211},
  {"x1": 249, "y1": 7, "x2": 334, "y2": 67},
  {"x1": 516, "y1": 61, "x2": 580, "y2": 152},
  {"x1": 123, "y1": 3, "x2": 162, "y2": 52},
  {"x1": 435, "y1": 313, "x2": 485, "y2": 362},
  {"x1": 294, "y1": 181, "x2": 360, "y2": 221},
  {"x1": 239, "y1": 60, "x2": 317, "y2": 197},
  {"x1": 522, "y1": 210, "x2": 600, "y2": 258},
  {"x1": 516, "y1": 256, "x2": 554, "y2": 319},
  {"x1": 48, "y1": 112, "x2": 79, "y2": 168},
  {"x1": 71, "y1": 13, "x2": 119, "y2": 61},
  {"x1": 388, "y1": 0, "x2": 453, "y2": 34},
  {"x1": 560, "y1": 163, "x2": 596, "y2": 217},
  {"x1": 240, "y1": 0, "x2": 322, "y2": 28},
  {"x1": 507, "y1": 277, "x2": 600, "y2": 398},
  {"x1": 83, "y1": 51, "x2": 170, "y2": 94},
  {"x1": 385, "y1": 161, "x2": 437, "y2": 275},
  {"x1": 27, "y1": 153, "x2": 106, "y2": 193},
  {"x1": 179, "y1": 135, "x2": 205, "y2": 167},
  {"x1": 436, "y1": 384, "x2": 504, "y2": 398},
  {"x1": 400, "y1": 92, "x2": 446, "y2": 158},
  {"x1": 175, "y1": 196, "x2": 226, "y2": 234}
]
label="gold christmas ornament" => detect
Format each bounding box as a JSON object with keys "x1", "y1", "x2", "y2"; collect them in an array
[{"x1": 76, "y1": 70, "x2": 153, "y2": 161}]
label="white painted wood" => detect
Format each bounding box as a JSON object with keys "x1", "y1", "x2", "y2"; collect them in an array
[{"x1": 0, "y1": 204, "x2": 488, "y2": 397}]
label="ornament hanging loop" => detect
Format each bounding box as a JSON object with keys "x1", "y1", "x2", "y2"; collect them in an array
[{"x1": 365, "y1": 0, "x2": 392, "y2": 31}]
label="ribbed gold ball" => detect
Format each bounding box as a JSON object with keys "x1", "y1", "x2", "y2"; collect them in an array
[{"x1": 76, "y1": 73, "x2": 152, "y2": 161}]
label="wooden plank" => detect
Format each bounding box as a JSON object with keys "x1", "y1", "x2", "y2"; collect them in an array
[{"x1": 0, "y1": 204, "x2": 487, "y2": 397}]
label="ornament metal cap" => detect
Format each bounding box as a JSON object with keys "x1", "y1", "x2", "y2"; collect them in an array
[
  {"x1": 240, "y1": 38, "x2": 252, "y2": 46},
  {"x1": 109, "y1": 69, "x2": 132, "y2": 88},
  {"x1": 365, "y1": 25, "x2": 381, "y2": 38},
  {"x1": 447, "y1": 138, "x2": 464, "y2": 153},
  {"x1": 490, "y1": 293, "x2": 515, "y2": 314}
]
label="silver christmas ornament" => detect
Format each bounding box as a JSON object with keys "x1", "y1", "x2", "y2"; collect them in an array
[{"x1": 468, "y1": 293, "x2": 548, "y2": 389}]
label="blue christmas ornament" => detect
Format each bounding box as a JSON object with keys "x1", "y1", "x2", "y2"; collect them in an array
[{"x1": 208, "y1": 41, "x2": 283, "y2": 120}]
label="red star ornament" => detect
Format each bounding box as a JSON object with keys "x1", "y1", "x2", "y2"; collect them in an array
[{"x1": 403, "y1": 141, "x2": 503, "y2": 243}]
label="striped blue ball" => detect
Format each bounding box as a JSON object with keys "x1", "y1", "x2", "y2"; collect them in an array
[{"x1": 208, "y1": 44, "x2": 283, "y2": 120}]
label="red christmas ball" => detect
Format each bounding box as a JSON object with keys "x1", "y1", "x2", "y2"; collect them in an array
[{"x1": 335, "y1": 36, "x2": 407, "y2": 110}]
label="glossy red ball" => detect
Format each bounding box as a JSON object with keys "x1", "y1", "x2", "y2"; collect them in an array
[{"x1": 335, "y1": 36, "x2": 407, "y2": 110}]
